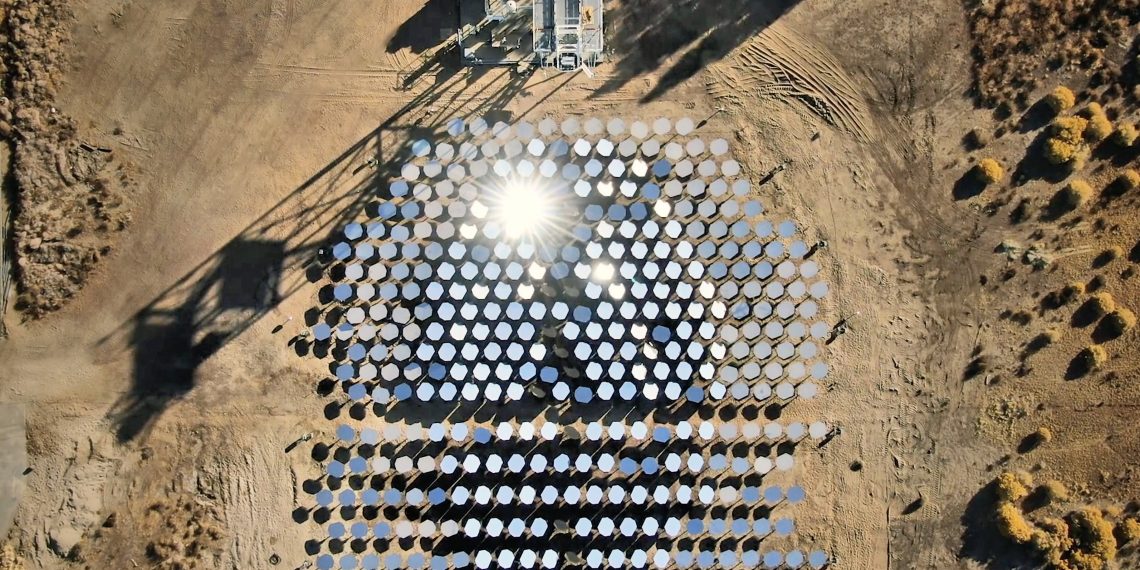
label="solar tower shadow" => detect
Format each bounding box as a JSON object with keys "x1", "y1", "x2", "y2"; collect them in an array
[
  {"x1": 387, "y1": 0, "x2": 459, "y2": 56},
  {"x1": 593, "y1": 0, "x2": 801, "y2": 101}
]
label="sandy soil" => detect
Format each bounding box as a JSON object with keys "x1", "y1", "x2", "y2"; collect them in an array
[{"x1": 0, "y1": 0, "x2": 1137, "y2": 569}]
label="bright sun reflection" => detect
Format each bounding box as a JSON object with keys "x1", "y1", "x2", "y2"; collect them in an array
[
  {"x1": 496, "y1": 180, "x2": 556, "y2": 240},
  {"x1": 592, "y1": 263, "x2": 615, "y2": 282}
]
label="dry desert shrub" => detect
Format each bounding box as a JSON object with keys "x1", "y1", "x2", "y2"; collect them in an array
[
  {"x1": 1078, "y1": 345, "x2": 1107, "y2": 372},
  {"x1": 997, "y1": 502, "x2": 1035, "y2": 543},
  {"x1": 1033, "y1": 517, "x2": 1076, "y2": 568},
  {"x1": 1117, "y1": 169, "x2": 1140, "y2": 192},
  {"x1": 987, "y1": 478, "x2": 1131, "y2": 570},
  {"x1": 1086, "y1": 116, "x2": 1113, "y2": 143},
  {"x1": 997, "y1": 471, "x2": 1032, "y2": 502},
  {"x1": 1032, "y1": 509, "x2": 1120, "y2": 570},
  {"x1": 1118, "y1": 518, "x2": 1140, "y2": 543},
  {"x1": 1088, "y1": 292, "x2": 1115, "y2": 317},
  {"x1": 965, "y1": 0, "x2": 1140, "y2": 109},
  {"x1": 1056, "y1": 180, "x2": 1093, "y2": 211},
  {"x1": 1045, "y1": 86, "x2": 1076, "y2": 113},
  {"x1": 1114, "y1": 123, "x2": 1139, "y2": 147},
  {"x1": 1065, "y1": 552, "x2": 1108, "y2": 570},
  {"x1": 144, "y1": 497, "x2": 224, "y2": 570},
  {"x1": 1082, "y1": 104, "x2": 1112, "y2": 142},
  {"x1": 1069, "y1": 508, "x2": 1117, "y2": 563},
  {"x1": 1, "y1": 0, "x2": 133, "y2": 317},
  {"x1": 1041, "y1": 480, "x2": 1069, "y2": 503},
  {"x1": 1063, "y1": 281, "x2": 1087, "y2": 300},
  {"x1": 1040, "y1": 328, "x2": 1063, "y2": 345},
  {"x1": 1034, "y1": 426, "x2": 1053, "y2": 444},
  {"x1": 1093, "y1": 246, "x2": 1123, "y2": 268},
  {"x1": 976, "y1": 158, "x2": 1004, "y2": 184},
  {"x1": 0, "y1": 544, "x2": 23, "y2": 570},
  {"x1": 1046, "y1": 117, "x2": 1091, "y2": 168},
  {"x1": 1102, "y1": 308, "x2": 1136, "y2": 336},
  {"x1": 1052, "y1": 117, "x2": 1088, "y2": 143}
]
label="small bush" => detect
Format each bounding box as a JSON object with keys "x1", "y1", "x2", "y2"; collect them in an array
[
  {"x1": 1103, "y1": 308, "x2": 1137, "y2": 336},
  {"x1": 1088, "y1": 116, "x2": 1114, "y2": 142},
  {"x1": 1033, "y1": 517, "x2": 1075, "y2": 567},
  {"x1": 1068, "y1": 551, "x2": 1109, "y2": 569},
  {"x1": 1069, "y1": 508, "x2": 1117, "y2": 562},
  {"x1": 1035, "y1": 426, "x2": 1053, "y2": 444},
  {"x1": 975, "y1": 158, "x2": 1004, "y2": 184},
  {"x1": 996, "y1": 471, "x2": 1031, "y2": 502},
  {"x1": 1046, "y1": 116, "x2": 1091, "y2": 167},
  {"x1": 1089, "y1": 292, "x2": 1116, "y2": 317},
  {"x1": 1053, "y1": 116, "x2": 1089, "y2": 140},
  {"x1": 997, "y1": 502, "x2": 1034, "y2": 543},
  {"x1": 1045, "y1": 86, "x2": 1076, "y2": 113},
  {"x1": 1118, "y1": 169, "x2": 1140, "y2": 192},
  {"x1": 1118, "y1": 518, "x2": 1140, "y2": 543},
  {"x1": 1114, "y1": 123, "x2": 1139, "y2": 147},
  {"x1": 1079, "y1": 345, "x2": 1108, "y2": 371},
  {"x1": 1014, "y1": 470, "x2": 1035, "y2": 488},
  {"x1": 1084, "y1": 105, "x2": 1112, "y2": 142},
  {"x1": 1063, "y1": 282, "x2": 1086, "y2": 301},
  {"x1": 1044, "y1": 140, "x2": 1091, "y2": 169},
  {"x1": 1093, "y1": 246, "x2": 1123, "y2": 268},
  {"x1": 1056, "y1": 180, "x2": 1093, "y2": 210},
  {"x1": 1041, "y1": 480, "x2": 1069, "y2": 503}
]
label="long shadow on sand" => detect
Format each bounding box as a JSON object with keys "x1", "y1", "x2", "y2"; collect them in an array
[
  {"x1": 99, "y1": 62, "x2": 536, "y2": 442},
  {"x1": 388, "y1": 1, "x2": 800, "y2": 102},
  {"x1": 387, "y1": 0, "x2": 460, "y2": 55},
  {"x1": 598, "y1": 0, "x2": 800, "y2": 102}
]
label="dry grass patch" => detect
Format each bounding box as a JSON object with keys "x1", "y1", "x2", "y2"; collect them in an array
[{"x1": 964, "y1": 0, "x2": 1140, "y2": 109}]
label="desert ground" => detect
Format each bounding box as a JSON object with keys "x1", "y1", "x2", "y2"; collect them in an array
[{"x1": 1, "y1": 0, "x2": 1139, "y2": 569}]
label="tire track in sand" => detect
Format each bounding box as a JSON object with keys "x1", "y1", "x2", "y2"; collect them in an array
[
  {"x1": 215, "y1": 432, "x2": 295, "y2": 570},
  {"x1": 707, "y1": 24, "x2": 873, "y2": 141}
]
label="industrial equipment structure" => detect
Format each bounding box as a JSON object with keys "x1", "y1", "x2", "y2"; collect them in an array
[
  {"x1": 458, "y1": 0, "x2": 604, "y2": 71},
  {"x1": 531, "y1": 0, "x2": 604, "y2": 71}
]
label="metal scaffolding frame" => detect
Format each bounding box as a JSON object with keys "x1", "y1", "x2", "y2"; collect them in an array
[
  {"x1": 455, "y1": 0, "x2": 603, "y2": 71},
  {"x1": 533, "y1": 0, "x2": 604, "y2": 71}
]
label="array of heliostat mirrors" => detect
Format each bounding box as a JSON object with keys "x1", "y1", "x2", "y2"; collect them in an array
[{"x1": 304, "y1": 116, "x2": 834, "y2": 569}]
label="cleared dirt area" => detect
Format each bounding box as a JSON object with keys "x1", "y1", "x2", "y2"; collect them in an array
[{"x1": 0, "y1": 0, "x2": 1138, "y2": 569}]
